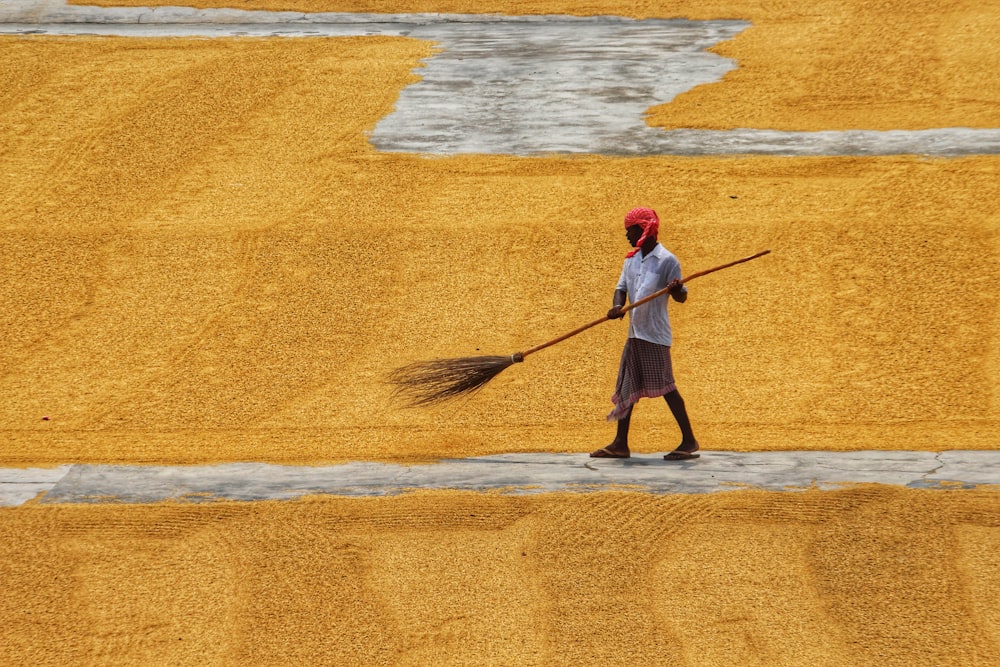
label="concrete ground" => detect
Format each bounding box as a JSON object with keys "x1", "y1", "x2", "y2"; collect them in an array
[{"x1": 3, "y1": 450, "x2": 998, "y2": 505}]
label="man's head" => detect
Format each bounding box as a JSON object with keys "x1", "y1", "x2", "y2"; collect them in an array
[{"x1": 624, "y1": 207, "x2": 659, "y2": 257}]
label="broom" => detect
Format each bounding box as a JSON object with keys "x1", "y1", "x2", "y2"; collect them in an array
[{"x1": 389, "y1": 249, "x2": 770, "y2": 406}]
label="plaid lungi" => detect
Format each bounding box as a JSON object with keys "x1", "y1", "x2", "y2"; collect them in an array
[{"x1": 607, "y1": 337, "x2": 676, "y2": 421}]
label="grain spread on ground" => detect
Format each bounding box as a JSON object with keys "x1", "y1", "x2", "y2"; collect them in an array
[
  {"x1": 1, "y1": 24, "x2": 997, "y2": 464},
  {"x1": 1, "y1": 4, "x2": 997, "y2": 663},
  {"x1": 2, "y1": 488, "x2": 999, "y2": 665}
]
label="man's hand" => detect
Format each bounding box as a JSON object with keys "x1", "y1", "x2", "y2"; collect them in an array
[
  {"x1": 667, "y1": 279, "x2": 686, "y2": 301},
  {"x1": 607, "y1": 305, "x2": 626, "y2": 320}
]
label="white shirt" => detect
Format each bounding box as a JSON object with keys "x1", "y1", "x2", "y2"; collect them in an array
[{"x1": 616, "y1": 243, "x2": 685, "y2": 346}]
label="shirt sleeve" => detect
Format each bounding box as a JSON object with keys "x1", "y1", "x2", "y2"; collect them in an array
[{"x1": 616, "y1": 261, "x2": 628, "y2": 294}]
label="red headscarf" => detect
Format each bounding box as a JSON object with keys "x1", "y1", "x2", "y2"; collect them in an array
[{"x1": 624, "y1": 207, "x2": 659, "y2": 258}]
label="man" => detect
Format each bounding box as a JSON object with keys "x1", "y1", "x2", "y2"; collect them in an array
[{"x1": 590, "y1": 206, "x2": 700, "y2": 460}]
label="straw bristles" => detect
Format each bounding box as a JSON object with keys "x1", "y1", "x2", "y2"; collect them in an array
[{"x1": 388, "y1": 354, "x2": 520, "y2": 406}]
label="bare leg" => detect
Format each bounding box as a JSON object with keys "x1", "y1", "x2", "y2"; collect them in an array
[
  {"x1": 590, "y1": 405, "x2": 633, "y2": 458},
  {"x1": 664, "y1": 389, "x2": 699, "y2": 458}
]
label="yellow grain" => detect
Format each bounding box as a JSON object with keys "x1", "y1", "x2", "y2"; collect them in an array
[
  {"x1": 0, "y1": 33, "x2": 997, "y2": 464},
  {"x1": 0, "y1": 488, "x2": 997, "y2": 665}
]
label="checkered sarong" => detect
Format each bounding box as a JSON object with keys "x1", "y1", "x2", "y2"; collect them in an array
[{"x1": 606, "y1": 337, "x2": 676, "y2": 421}]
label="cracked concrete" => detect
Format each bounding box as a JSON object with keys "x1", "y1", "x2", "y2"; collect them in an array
[
  {"x1": 1, "y1": 451, "x2": 996, "y2": 506},
  {"x1": 923, "y1": 451, "x2": 947, "y2": 482}
]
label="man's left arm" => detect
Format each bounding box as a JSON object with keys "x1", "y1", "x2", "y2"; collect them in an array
[
  {"x1": 666, "y1": 258, "x2": 687, "y2": 303},
  {"x1": 668, "y1": 279, "x2": 687, "y2": 303}
]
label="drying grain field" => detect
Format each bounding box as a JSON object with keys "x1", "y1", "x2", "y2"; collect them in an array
[
  {"x1": 1, "y1": 0, "x2": 998, "y2": 664},
  {"x1": 2, "y1": 488, "x2": 999, "y2": 665}
]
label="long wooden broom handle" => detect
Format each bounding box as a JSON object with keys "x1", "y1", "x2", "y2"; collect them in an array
[{"x1": 517, "y1": 249, "x2": 771, "y2": 360}]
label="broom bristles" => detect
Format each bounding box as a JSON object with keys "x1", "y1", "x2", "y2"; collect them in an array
[{"x1": 388, "y1": 354, "x2": 519, "y2": 407}]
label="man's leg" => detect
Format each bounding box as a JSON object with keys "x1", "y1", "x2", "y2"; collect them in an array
[
  {"x1": 590, "y1": 405, "x2": 633, "y2": 458},
  {"x1": 664, "y1": 389, "x2": 699, "y2": 458}
]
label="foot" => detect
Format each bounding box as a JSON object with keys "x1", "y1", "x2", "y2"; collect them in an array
[
  {"x1": 664, "y1": 442, "x2": 700, "y2": 461},
  {"x1": 590, "y1": 443, "x2": 630, "y2": 459}
]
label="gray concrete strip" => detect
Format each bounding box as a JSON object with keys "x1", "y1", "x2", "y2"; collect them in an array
[
  {"x1": 4, "y1": 1, "x2": 1000, "y2": 156},
  {"x1": 4, "y1": 451, "x2": 994, "y2": 506},
  {"x1": 0, "y1": 465, "x2": 72, "y2": 506},
  {"x1": 927, "y1": 451, "x2": 1000, "y2": 486}
]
